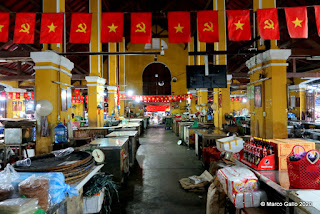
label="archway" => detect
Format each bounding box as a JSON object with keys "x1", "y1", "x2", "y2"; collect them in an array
[{"x1": 142, "y1": 62, "x2": 171, "y2": 95}]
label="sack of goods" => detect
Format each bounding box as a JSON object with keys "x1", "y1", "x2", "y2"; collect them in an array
[{"x1": 217, "y1": 166, "x2": 267, "y2": 208}]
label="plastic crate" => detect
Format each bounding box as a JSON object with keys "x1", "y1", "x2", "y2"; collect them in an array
[{"x1": 83, "y1": 188, "x2": 105, "y2": 214}]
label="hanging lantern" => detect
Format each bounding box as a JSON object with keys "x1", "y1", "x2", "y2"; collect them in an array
[
  {"x1": 31, "y1": 92, "x2": 34, "y2": 100},
  {"x1": 81, "y1": 100, "x2": 84, "y2": 104},
  {"x1": 72, "y1": 99, "x2": 76, "y2": 104},
  {"x1": 74, "y1": 89, "x2": 80, "y2": 96}
]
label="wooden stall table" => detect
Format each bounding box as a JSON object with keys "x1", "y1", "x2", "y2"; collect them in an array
[
  {"x1": 74, "y1": 127, "x2": 110, "y2": 139},
  {"x1": 106, "y1": 131, "x2": 139, "y2": 167},
  {"x1": 194, "y1": 129, "x2": 227, "y2": 160},
  {"x1": 90, "y1": 137, "x2": 130, "y2": 183}
]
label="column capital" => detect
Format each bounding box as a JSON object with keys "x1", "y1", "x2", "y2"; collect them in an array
[
  {"x1": 187, "y1": 90, "x2": 197, "y2": 94},
  {"x1": 85, "y1": 76, "x2": 106, "y2": 85},
  {"x1": 31, "y1": 51, "x2": 74, "y2": 71},
  {"x1": 107, "y1": 85, "x2": 117, "y2": 91},
  {"x1": 246, "y1": 49, "x2": 291, "y2": 71}
]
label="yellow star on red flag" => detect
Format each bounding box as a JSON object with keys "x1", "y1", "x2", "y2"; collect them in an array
[
  {"x1": 292, "y1": 17, "x2": 303, "y2": 28},
  {"x1": 234, "y1": 20, "x2": 244, "y2": 30},
  {"x1": 0, "y1": 25, "x2": 3, "y2": 32},
  {"x1": 108, "y1": 23, "x2": 118, "y2": 32},
  {"x1": 47, "y1": 22, "x2": 57, "y2": 32},
  {"x1": 174, "y1": 23, "x2": 184, "y2": 33}
]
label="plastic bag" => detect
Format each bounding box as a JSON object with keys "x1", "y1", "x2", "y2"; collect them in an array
[
  {"x1": 51, "y1": 147, "x2": 74, "y2": 157},
  {"x1": 19, "y1": 175, "x2": 50, "y2": 211},
  {"x1": 0, "y1": 164, "x2": 18, "y2": 201},
  {"x1": 0, "y1": 198, "x2": 38, "y2": 213}
]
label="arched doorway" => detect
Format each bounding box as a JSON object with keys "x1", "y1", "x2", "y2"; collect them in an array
[{"x1": 142, "y1": 63, "x2": 171, "y2": 95}]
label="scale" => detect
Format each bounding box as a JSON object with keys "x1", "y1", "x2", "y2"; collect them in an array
[{"x1": 92, "y1": 149, "x2": 105, "y2": 163}]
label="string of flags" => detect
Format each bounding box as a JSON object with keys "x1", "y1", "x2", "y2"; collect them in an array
[
  {"x1": 0, "y1": 92, "x2": 34, "y2": 100},
  {"x1": 0, "y1": 6, "x2": 318, "y2": 44},
  {"x1": 118, "y1": 94, "x2": 193, "y2": 103}
]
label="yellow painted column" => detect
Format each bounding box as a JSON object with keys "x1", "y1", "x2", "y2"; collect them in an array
[
  {"x1": 85, "y1": 76, "x2": 106, "y2": 127},
  {"x1": 42, "y1": 0, "x2": 65, "y2": 52},
  {"x1": 253, "y1": 0, "x2": 278, "y2": 50},
  {"x1": 119, "y1": 38, "x2": 126, "y2": 116},
  {"x1": 300, "y1": 87, "x2": 306, "y2": 120},
  {"x1": 214, "y1": 88, "x2": 219, "y2": 127},
  {"x1": 107, "y1": 86, "x2": 117, "y2": 116},
  {"x1": 246, "y1": 49, "x2": 291, "y2": 139},
  {"x1": 218, "y1": 75, "x2": 232, "y2": 128},
  {"x1": 31, "y1": 51, "x2": 74, "y2": 154}
]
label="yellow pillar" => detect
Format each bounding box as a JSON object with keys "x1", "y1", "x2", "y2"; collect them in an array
[
  {"x1": 85, "y1": 76, "x2": 106, "y2": 127},
  {"x1": 214, "y1": 88, "x2": 219, "y2": 127},
  {"x1": 246, "y1": 49, "x2": 291, "y2": 139},
  {"x1": 42, "y1": 0, "x2": 65, "y2": 52},
  {"x1": 218, "y1": 75, "x2": 232, "y2": 128},
  {"x1": 253, "y1": 0, "x2": 278, "y2": 50},
  {"x1": 108, "y1": 43, "x2": 118, "y2": 116},
  {"x1": 300, "y1": 87, "x2": 306, "y2": 120},
  {"x1": 31, "y1": 51, "x2": 74, "y2": 154},
  {"x1": 119, "y1": 38, "x2": 126, "y2": 116}
]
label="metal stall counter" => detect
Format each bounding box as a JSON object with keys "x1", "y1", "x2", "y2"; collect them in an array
[{"x1": 106, "y1": 131, "x2": 139, "y2": 167}]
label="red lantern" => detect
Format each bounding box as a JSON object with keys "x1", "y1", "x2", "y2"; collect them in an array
[
  {"x1": 72, "y1": 99, "x2": 76, "y2": 104},
  {"x1": 173, "y1": 95, "x2": 177, "y2": 101},
  {"x1": 235, "y1": 97, "x2": 239, "y2": 101},
  {"x1": 74, "y1": 89, "x2": 80, "y2": 96},
  {"x1": 152, "y1": 96, "x2": 155, "y2": 102},
  {"x1": 81, "y1": 100, "x2": 84, "y2": 104},
  {"x1": 143, "y1": 96, "x2": 147, "y2": 101},
  {"x1": 231, "y1": 98, "x2": 234, "y2": 102},
  {"x1": 168, "y1": 96, "x2": 172, "y2": 101}
]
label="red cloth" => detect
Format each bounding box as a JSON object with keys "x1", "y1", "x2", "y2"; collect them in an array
[
  {"x1": 14, "y1": 13, "x2": 36, "y2": 44},
  {"x1": 0, "y1": 13, "x2": 9, "y2": 42},
  {"x1": 69, "y1": 13, "x2": 92, "y2": 43},
  {"x1": 284, "y1": 6, "x2": 308, "y2": 38},
  {"x1": 168, "y1": 12, "x2": 191, "y2": 43},
  {"x1": 197, "y1": 10, "x2": 219, "y2": 43},
  {"x1": 101, "y1": 12, "x2": 124, "y2": 43},
  {"x1": 130, "y1": 13, "x2": 152, "y2": 44},
  {"x1": 40, "y1": 13, "x2": 64, "y2": 44},
  {"x1": 314, "y1": 6, "x2": 320, "y2": 37},
  {"x1": 226, "y1": 10, "x2": 251, "y2": 41},
  {"x1": 257, "y1": 8, "x2": 280, "y2": 40}
]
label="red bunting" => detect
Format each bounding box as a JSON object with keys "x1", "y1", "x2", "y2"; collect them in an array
[
  {"x1": 31, "y1": 92, "x2": 34, "y2": 100},
  {"x1": 284, "y1": 6, "x2": 308, "y2": 38},
  {"x1": 226, "y1": 10, "x2": 251, "y2": 41},
  {"x1": 130, "y1": 13, "x2": 152, "y2": 44},
  {"x1": 16, "y1": 93, "x2": 20, "y2": 99},
  {"x1": 0, "y1": 13, "x2": 9, "y2": 42},
  {"x1": 257, "y1": 8, "x2": 280, "y2": 40},
  {"x1": 315, "y1": 6, "x2": 320, "y2": 37},
  {"x1": 168, "y1": 12, "x2": 191, "y2": 43},
  {"x1": 24, "y1": 93, "x2": 28, "y2": 99},
  {"x1": 8, "y1": 92, "x2": 13, "y2": 99},
  {"x1": 70, "y1": 13, "x2": 92, "y2": 43},
  {"x1": 101, "y1": 12, "x2": 124, "y2": 43},
  {"x1": 197, "y1": 10, "x2": 219, "y2": 43},
  {"x1": 14, "y1": 13, "x2": 36, "y2": 44},
  {"x1": 40, "y1": 13, "x2": 64, "y2": 44}
]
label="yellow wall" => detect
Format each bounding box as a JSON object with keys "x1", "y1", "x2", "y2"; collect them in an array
[
  {"x1": 124, "y1": 37, "x2": 188, "y2": 96},
  {"x1": 71, "y1": 103, "x2": 84, "y2": 118}
]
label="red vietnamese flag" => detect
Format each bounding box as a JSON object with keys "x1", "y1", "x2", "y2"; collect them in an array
[
  {"x1": 14, "y1": 13, "x2": 36, "y2": 44},
  {"x1": 131, "y1": 13, "x2": 152, "y2": 44},
  {"x1": 40, "y1": 13, "x2": 64, "y2": 44},
  {"x1": 101, "y1": 12, "x2": 124, "y2": 43},
  {"x1": 314, "y1": 6, "x2": 320, "y2": 37},
  {"x1": 284, "y1": 7, "x2": 308, "y2": 38},
  {"x1": 226, "y1": 10, "x2": 251, "y2": 41},
  {"x1": 0, "y1": 13, "x2": 9, "y2": 42},
  {"x1": 168, "y1": 12, "x2": 190, "y2": 43},
  {"x1": 197, "y1": 10, "x2": 219, "y2": 43},
  {"x1": 70, "y1": 13, "x2": 92, "y2": 43},
  {"x1": 257, "y1": 8, "x2": 280, "y2": 40}
]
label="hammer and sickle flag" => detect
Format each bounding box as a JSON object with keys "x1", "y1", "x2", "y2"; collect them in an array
[
  {"x1": 284, "y1": 6, "x2": 308, "y2": 38},
  {"x1": 70, "y1": 13, "x2": 92, "y2": 43},
  {"x1": 14, "y1": 13, "x2": 36, "y2": 44},
  {"x1": 226, "y1": 10, "x2": 251, "y2": 41},
  {"x1": 168, "y1": 12, "x2": 190, "y2": 43},
  {"x1": 131, "y1": 13, "x2": 152, "y2": 44},
  {"x1": 40, "y1": 13, "x2": 64, "y2": 44},
  {"x1": 0, "y1": 13, "x2": 9, "y2": 42},
  {"x1": 197, "y1": 10, "x2": 219, "y2": 43},
  {"x1": 257, "y1": 8, "x2": 280, "y2": 40}
]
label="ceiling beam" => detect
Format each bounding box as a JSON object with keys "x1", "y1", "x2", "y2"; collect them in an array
[
  {"x1": 0, "y1": 75, "x2": 33, "y2": 81},
  {"x1": 0, "y1": 67, "x2": 18, "y2": 75},
  {"x1": 287, "y1": 72, "x2": 320, "y2": 78}
]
